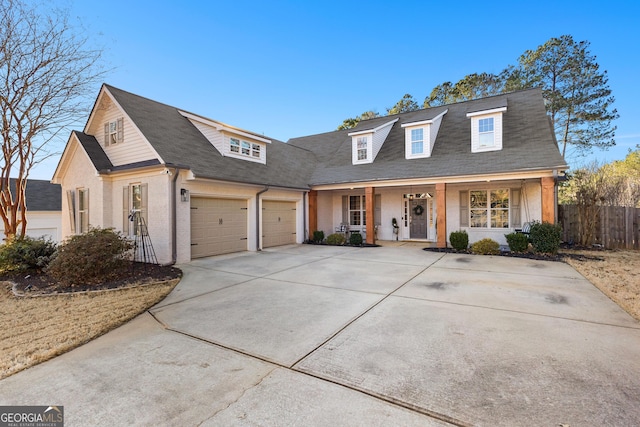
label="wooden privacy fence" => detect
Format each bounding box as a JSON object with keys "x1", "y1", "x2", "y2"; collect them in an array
[{"x1": 559, "y1": 204, "x2": 640, "y2": 250}]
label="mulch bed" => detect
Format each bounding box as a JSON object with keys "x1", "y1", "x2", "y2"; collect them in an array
[
  {"x1": 423, "y1": 244, "x2": 607, "y2": 263},
  {"x1": 2, "y1": 262, "x2": 182, "y2": 295}
]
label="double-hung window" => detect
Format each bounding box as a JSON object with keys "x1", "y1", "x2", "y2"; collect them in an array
[
  {"x1": 77, "y1": 188, "x2": 89, "y2": 233},
  {"x1": 357, "y1": 137, "x2": 368, "y2": 160},
  {"x1": 411, "y1": 128, "x2": 424, "y2": 155},
  {"x1": 230, "y1": 138, "x2": 240, "y2": 153},
  {"x1": 469, "y1": 189, "x2": 509, "y2": 228},
  {"x1": 478, "y1": 117, "x2": 495, "y2": 148},
  {"x1": 104, "y1": 118, "x2": 123, "y2": 146},
  {"x1": 349, "y1": 195, "x2": 366, "y2": 227}
]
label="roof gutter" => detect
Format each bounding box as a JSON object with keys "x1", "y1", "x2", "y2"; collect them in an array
[{"x1": 256, "y1": 186, "x2": 269, "y2": 251}]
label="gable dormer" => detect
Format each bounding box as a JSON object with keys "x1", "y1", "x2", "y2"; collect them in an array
[
  {"x1": 466, "y1": 104, "x2": 507, "y2": 153},
  {"x1": 401, "y1": 109, "x2": 447, "y2": 159},
  {"x1": 348, "y1": 118, "x2": 398, "y2": 165},
  {"x1": 180, "y1": 111, "x2": 271, "y2": 164}
]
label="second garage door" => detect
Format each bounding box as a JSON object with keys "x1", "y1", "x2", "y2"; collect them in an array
[
  {"x1": 262, "y1": 200, "x2": 297, "y2": 248},
  {"x1": 191, "y1": 197, "x2": 247, "y2": 258}
]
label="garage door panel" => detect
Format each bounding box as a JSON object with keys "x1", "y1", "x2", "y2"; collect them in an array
[
  {"x1": 191, "y1": 197, "x2": 247, "y2": 258},
  {"x1": 263, "y1": 201, "x2": 296, "y2": 248}
]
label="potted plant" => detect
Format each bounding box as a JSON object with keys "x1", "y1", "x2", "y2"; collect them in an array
[{"x1": 392, "y1": 218, "x2": 399, "y2": 241}]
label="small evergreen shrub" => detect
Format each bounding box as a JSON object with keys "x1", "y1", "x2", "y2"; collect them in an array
[
  {"x1": 529, "y1": 221, "x2": 562, "y2": 254},
  {"x1": 349, "y1": 232, "x2": 363, "y2": 246},
  {"x1": 0, "y1": 236, "x2": 57, "y2": 272},
  {"x1": 471, "y1": 238, "x2": 500, "y2": 255},
  {"x1": 47, "y1": 227, "x2": 133, "y2": 286},
  {"x1": 505, "y1": 232, "x2": 529, "y2": 253},
  {"x1": 449, "y1": 230, "x2": 469, "y2": 251},
  {"x1": 312, "y1": 230, "x2": 325, "y2": 243},
  {"x1": 326, "y1": 233, "x2": 346, "y2": 245}
]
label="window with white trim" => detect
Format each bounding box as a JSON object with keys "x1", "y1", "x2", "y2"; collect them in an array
[
  {"x1": 478, "y1": 117, "x2": 494, "y2": 148},
  {"x1": 103, "y1": 118, "x2": 123, "y2": 146},
  {"x1": 349, "y1": 195, "x2": 366, "y2": 227},
  {"x1": 230, "y1": 137, "x2": 240, "y2": 153},
  {"x1": 228, "y1": 136, "x2": 264, "y2": 162},
  {"x1": 469, "y1": 189, "x2": 509, "y2": 228},
  {"x1": 411, "y1": 128, "x2": 424, "y2": 154},
  {"x1": 466, "y1": 107, "x2": 506, "y2": 153},
  {"x1": 252, "y1": 143, "x2": 261, "y2": 158},
  {"x1": 357, "y1": 137, "x2": 368, "y2": 161},
  {"x1": 77, "y1": 188, "x2": 89, "y2": 233}
]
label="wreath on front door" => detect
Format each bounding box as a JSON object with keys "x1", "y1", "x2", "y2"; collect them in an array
[{"x1": 413, "y1": 205, "x2": 424, "y2": 216}]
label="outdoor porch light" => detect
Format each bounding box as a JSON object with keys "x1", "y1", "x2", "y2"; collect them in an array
[{"x1": 180, "y1": 188, "x2": 189, "y2": 202}]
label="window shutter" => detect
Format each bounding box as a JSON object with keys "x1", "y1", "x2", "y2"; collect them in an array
[
  {"x1": 123, "y1": 186, "x2": 129, "y2": 235},
  {"x1": 141, "y1": 183, "x2": 148, "y2": 225},
  {"x1": 82, "y1": 189, "x2": 89, "y2": 233},
  {"x1": 341, "y1": 196, "x2": 348, "y2": 224},
  {"x1": 67, "y1": 190, "x2": 76, "y2": 233},
  {"x1": 374, "y1": 194, "x2": 381, "y2": 226},
  {"x1": 459, "y1": 191, "x2": 469, "y2": 227},
  {"x1": 117, "y1": 118, "x2": 124, "y2": 143},
  {"x1": 511, "y1": 188, "x2": 521, "y2": 228},
  {"x1": 104, "y1": 123, "x2": 109, "y2": 147}
]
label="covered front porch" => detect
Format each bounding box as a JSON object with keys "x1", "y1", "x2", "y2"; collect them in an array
[{"x1": 307, "y1": 176, "x2": 557, "y2": 247}]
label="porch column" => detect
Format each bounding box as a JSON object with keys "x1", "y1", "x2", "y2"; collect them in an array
[
  {"x1": 541, "y1": 177, "x2": 556, "y2": 224},
  {"x1": 365, "y1": 186, "x2": 375, "y2": 245},
  {"x1": 436, "y1": 183, "x2": 447, "y2": 248},
  {"x1": 309, "y1": 190, "x2": 318, "y2": 238}
]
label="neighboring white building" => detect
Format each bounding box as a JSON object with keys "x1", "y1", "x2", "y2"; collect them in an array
[
  {"x1": 53, "y1": 84, "x2": 568, "y2": 265},
  {"x1": 10, "y1": 179, "x2": 62, "y2": 242}
]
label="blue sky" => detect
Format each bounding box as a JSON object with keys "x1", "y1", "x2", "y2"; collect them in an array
[{"x1": 31, "y1": 0, "x2": 640, "y2": 179}]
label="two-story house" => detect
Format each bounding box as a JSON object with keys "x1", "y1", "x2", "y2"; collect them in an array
[{"x1": 52, "y1": 84, "x2": 567, "y2": 264}]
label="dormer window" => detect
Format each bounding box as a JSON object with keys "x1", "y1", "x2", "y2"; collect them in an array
[
  {"x1": 478, "y1": 117, "x2": 495, "y2": 148},
  {"x1": 357, "y1": 136, "x2": 368, "y2": 160},
  {"x1": 411, "y1": 128, "x2": 424, "y2": 154},
  {"x1": 348, "y1": 118, "x2": 398, "y2": 165},
  {"x1": 401, "y1": 109, "x2": 447, "y2": 159},
  {"x1": 466, "y1": 106, "x2": 506, "y2": 153}
]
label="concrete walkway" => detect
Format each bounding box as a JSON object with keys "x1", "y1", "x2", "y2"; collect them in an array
[{"x1": 1, "y1": 243, "x2": 639, "y2": 426}]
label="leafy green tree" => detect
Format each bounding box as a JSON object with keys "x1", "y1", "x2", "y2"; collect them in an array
[
  {"x1": 517, "y1": 35, "x2": 618, "y2": 158},
  {"x1": 386, "y1": 94, "x2": 419, "y2": 115},
  {"x1": 425, "y1": 73, "x2": 505, "y2": 107},
  {"x1": 337, "y1": 110, "x2": 380, "y2": 130}
]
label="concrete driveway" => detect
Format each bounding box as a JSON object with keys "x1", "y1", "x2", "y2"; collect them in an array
[{"x1": 1, "y1": 243, "x2": 639, "y2": 426}]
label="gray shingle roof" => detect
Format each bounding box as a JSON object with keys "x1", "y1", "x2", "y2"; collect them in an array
[
  {"x1": 104, "y1": 85, "x2": 316, "y2": 189},
  {"x1": 84, "y1": 85, "x2": 566, "y2": 190},
  {"x1": 288, "y1": 88, "x2": 568, "y2": 185},
  {"x1": 9, "y1": 179, "x2": 61, "y2": 211}
]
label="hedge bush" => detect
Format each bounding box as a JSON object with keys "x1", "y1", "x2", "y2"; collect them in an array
[
  {"x1": 449, "y1": 230, "x2": 469, "y2": 251},
  {"x1": 471, "y1": 238, "x2": 500, "y2": 255},
  {"x1": 326, "y1": 233, "x2": 346, "y2": 245},
  {"x1": 505, "y1": 232, "x2": 529, "y2": 253},
  {"x1": 47, "y1": 227, "x2": 133, "y2": 286},
  {"x1": 528, "y1": 221, "x2": 562, "y2": 254},
  {"x1": 0, "y1": 236, "x2": 57, "y2": 272},
  {"x1": 312, "y1": 230, "x2": 325, "y2": 243},
  {"x1": 349, "y1": 232, "x2": 363, "y2": 246}
]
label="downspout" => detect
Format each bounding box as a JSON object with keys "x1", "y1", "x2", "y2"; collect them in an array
[
  {"x1": 171, "y1": 168, "x2": 180, "y2": 265},
  {"x1": 256, "y1": 186, "x2": 269, "y2": 251}
]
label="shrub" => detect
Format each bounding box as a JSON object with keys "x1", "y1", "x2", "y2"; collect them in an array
[
  {"x1": 312, "y1": 230, "x2": 325, "y2": 243},
  {"x1": 449, "y1": 230, "x2": 469, "y2": 251},
  {"x1": 47, "y1": 227, "x2": 133, "y2": 286},
  {"x1": 505, "y1": 232, "x2": 529, "y2": 253},
  {"x1": 349, "y1": 232, "x2": 363, "y2": 246},
  {"x1": 529, "y1": 221, "x2": 562, "y2": 254},
  {"x1": 471, "y1": 238, "x2": 500, "y2": 255},
  {"x1": 0, "y1": 236, "x2": 57, "y2": 272},
  {"x1": 326, "y1": 233, "x2": 346, "y2": 245}
]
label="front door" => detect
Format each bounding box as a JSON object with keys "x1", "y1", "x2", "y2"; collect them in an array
[
  {"x1": 403, "y1": 193, "x2": 436, "y2": 241},
  {"x1": 410, "y1": 199, "x2": 427, "y2": 239}
]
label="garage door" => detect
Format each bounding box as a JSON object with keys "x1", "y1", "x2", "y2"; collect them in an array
[
  {"x1": 190, "y1": 197, "x2": 248, "y2": 258},
  {"x1": 262, "y1": 200, "x2": 296, "y2": 248}
]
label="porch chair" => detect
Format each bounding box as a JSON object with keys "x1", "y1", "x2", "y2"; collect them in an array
[{"x1": 515, "y1": 222, "x2": 531, "y2": 236}]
